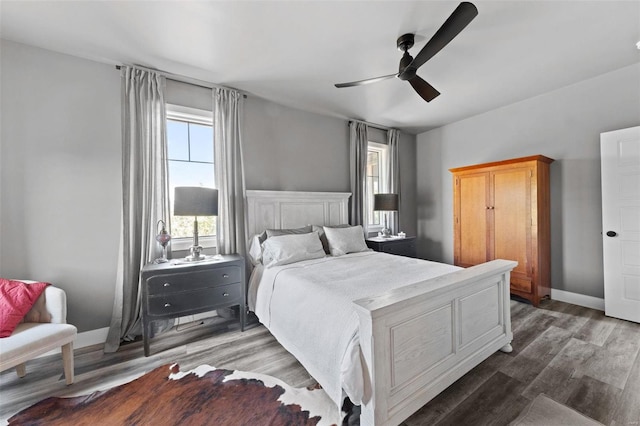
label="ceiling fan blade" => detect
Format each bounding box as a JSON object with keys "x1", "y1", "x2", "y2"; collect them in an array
[
  {"x1": 405, "y1": 2, "x2": 478, "y2": 73},
  {"x1": 409, "y1": 76, "x2": 440, "y2": 102},
  {"x1": 335, "y1": 73, "x2": 397, "y2": 88}
]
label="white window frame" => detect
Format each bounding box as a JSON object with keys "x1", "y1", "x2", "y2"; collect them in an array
[
  {"x1": 367, "y1": 141, "x2": 389, "y2": 234},
  {"x1": 166, "y1": 104, "x2": 216, "y2": 251}
]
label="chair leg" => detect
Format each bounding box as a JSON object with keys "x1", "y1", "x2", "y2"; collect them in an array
[
  {"x1": 15, "y1": 363, "x2": 26, "y2": 378},
  {"x1": 61, "y1": 341, "x2": 74, "y2": 385}
]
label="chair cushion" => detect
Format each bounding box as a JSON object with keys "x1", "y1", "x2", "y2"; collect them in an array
[
  {"x1": 0, "y1": 323, "x2": 77, "y2": 371},
  {"x1": 0, "y1": 279, "x2": 50, "y2": 337},
  {"x1": 22, "y1": 290, "x2": 53, "y2": 324}
]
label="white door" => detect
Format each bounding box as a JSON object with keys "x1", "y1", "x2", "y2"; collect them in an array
[{"x1": 601, "y1": 126, "x2": 640, "y2": 323}]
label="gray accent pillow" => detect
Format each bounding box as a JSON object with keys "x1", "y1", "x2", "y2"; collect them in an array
[{"x1": 265, "y1": 225, "x2": 313, "y2": 239}]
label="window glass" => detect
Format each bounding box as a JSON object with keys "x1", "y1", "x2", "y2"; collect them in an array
[
  {"x1": 167, "y1": 120, "x2": 189, "y2": 161},
  {"x1": 366, "y1": 141, "x2": 389, "y2": 229},
  {"x1": 166, "y1": 109, "x2": 215, "y2": 240},
  {"x1": 367, "y1": 150, "x2": 381, "y2": 226},
  {"x1": 189, "y1": 123, "x2": 214, "y2": 163}
]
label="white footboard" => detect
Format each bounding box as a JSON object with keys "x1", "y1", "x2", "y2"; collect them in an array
[{"x1": 353, "y1": 259, "x2": 517, "y2": 426}]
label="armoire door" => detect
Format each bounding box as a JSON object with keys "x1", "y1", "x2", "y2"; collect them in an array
[
  {"x1": 492, "y1": 167, "x2": 532, "y2": 294},
  {"x1": 454, "y1": 172, "x2": 490, "y2": 267}
]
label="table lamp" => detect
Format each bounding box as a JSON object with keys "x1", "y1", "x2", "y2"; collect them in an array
[
  {"x1": 174, "y1": 186, "x2": 218, "y2": 261},
  {"x1": 374, "y1": 193, "x2": 398, "y2": 238}
]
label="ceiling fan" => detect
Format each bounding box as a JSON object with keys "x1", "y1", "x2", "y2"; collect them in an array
[{"x1": 334, "y1": 2, "x2": 478, "y2": 102}]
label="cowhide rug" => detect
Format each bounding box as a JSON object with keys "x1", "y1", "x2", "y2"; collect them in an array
[{"x1": 8, "y1": 364, "x2": 344, "y2": 425}]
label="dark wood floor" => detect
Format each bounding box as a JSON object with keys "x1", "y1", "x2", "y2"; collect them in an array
[{"x1": 1, "y1": 299, "x2": 639, "y2": 425}]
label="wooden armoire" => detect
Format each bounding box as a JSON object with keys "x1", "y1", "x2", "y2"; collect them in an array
[{"x1": 450, "y1": 155, "x2": 553, "y2": 306}]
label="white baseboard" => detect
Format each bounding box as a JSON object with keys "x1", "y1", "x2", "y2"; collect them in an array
[
  {"x1": 38, "y1": 312, "x2": 220, "y2": 358},
  {"x1": 37, "y1": 326, "x2": 109, "y2": 358},
  {"x1": 551, "y1": 289, "x2": 605, "y2": 311},
  {"x1": 75, "y1": 326, "x2": 110, "y2": 349}
]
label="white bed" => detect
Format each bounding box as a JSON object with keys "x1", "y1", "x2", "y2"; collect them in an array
[{"x1": 246, "y1": 190, "x2": 516, "y2": 426}]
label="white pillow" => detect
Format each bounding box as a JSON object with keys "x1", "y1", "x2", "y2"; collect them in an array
[
  {"x1": 261, "y1": 231, "x2": 326, "y2": 267},
  {"x1": 248, "y1": 225, "x2": 313, "y2": 265},
  {"x1": 323, "y1": 225, "x2": 370, "y2": 256}
]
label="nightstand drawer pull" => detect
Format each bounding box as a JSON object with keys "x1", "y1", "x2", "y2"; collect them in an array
[
  {"x1": 223, "y1": 274, "x2": 229, "y2": 278},
  {"x1": 164, "y1": 303, "x2": 171, "y2": 308},
  {"x1": 163, "y1": 283, "x2": 171, "y2": 287},
  {"x1": 223, "y1": 292, "x2": 229, "y2": 297}
]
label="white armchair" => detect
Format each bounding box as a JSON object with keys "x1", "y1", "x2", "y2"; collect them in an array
[{"x1": 0, "y1": 283, "x2": 77, "y2": 385}]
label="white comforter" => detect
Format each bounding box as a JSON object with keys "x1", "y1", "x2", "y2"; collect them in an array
[{"x1": 250, "y1": 251, "x2": 461, "y2": 407}]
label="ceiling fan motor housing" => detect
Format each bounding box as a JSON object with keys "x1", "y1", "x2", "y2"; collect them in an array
[
  {"x1": 396, "y1": 33, "x2": 415, "y2": 51},
  {"x1": 397, "y1": 34, "x2": 417, "y2": 80}
]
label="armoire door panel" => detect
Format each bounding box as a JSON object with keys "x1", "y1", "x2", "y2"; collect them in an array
[
  {"x1": 457, "y1": 173, "x2": 489, "y2": 266},
  {"x1": 492, "y1": 168, "x2": 531, "y2": 278},
  {"x1": 510, "y1": 275, "x2": 533, "y2": 294}
]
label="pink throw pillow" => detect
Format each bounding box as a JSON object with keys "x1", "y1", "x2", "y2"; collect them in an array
[{"x1": 0, "y1": 278, "x2": 50, "y2": 338}]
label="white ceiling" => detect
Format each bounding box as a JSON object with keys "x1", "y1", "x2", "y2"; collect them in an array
[{"x1": 1, "y1": 1, "x2": 639, "y2": 134}]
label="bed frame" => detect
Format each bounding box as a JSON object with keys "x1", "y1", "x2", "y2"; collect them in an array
[{"x1": 245, "y1": 190, "x2": 516, "y2": 426}]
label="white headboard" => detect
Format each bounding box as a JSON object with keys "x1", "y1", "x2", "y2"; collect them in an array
[{"x1": 245, "y1": 190, "x2": 351, "y2": 238}]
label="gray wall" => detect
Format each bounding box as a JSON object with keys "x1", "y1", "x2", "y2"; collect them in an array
[
  {"x1": 244, "y1": 96, "x2": 349, "y2": 192},
  {"x1": 1, "y1": 40, "x2": 417, "y2": 333},
  {"x1": 416, "y1": 63, "x2": 640, "y2": 299},
  {"x1": 0, "y1": 40, "x2": 122, "y2": 331}
]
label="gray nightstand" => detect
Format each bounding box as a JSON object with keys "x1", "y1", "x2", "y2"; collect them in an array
[
  {"x1": 140, "y1": 254, "x2": 245, "y2": 356},
  {"x1": 366, "y1": 236, "x2": 417, "y2": 258}
]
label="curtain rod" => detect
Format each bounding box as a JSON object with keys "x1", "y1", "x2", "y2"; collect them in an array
[
  {"x1": 115, "y1": 64, "x2": 248, "y2": 98},
  {"x1": 348, "y1": 119, "x2": 394, "y2": 132}
]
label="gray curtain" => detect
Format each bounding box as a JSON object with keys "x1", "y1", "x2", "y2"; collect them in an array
[
  {"x1": 213, "y1": 88, "x2": 246, "y2": 257},
  {"x1": 349, "y1": 121, "x2": 369, "y2": 233},
  {"x1": 105, "y1": 67, "x2": 169, "y2": 353},
  {"x1": 387, "y1": 128, "x2": 400, "y2": 234}
]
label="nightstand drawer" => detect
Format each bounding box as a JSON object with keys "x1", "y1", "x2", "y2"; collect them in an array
[
  {"x1": 366, "y1": 237, "x2": 417, "y2": 258},
  {"x1": 382, "y1": 240, "x2": 415, "y2": 257},
  {"x1": 147, "y1": 266, "x2": 241, "y2": 295},
  {"x1": 147, "y1": 283, "x2": 242, "y2": 316}
]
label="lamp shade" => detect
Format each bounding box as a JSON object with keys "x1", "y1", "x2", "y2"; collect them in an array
[
  {"x1": 374, "y1": 193, "x2": 399, "y2": 211},
  {"x1": 174, "y1": 187, "x2": 218, "y2": 216}
]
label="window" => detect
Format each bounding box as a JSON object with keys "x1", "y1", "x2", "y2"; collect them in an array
[
  {"x1": 166, "y1": 105, "x2": 216, "y2": 250},
  {"x1": 366, "y1": 142, "x2": 389, "y2": 231}
]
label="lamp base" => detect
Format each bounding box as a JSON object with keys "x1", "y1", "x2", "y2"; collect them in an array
[
  {"x1": 380, "y1": 212, "x2": 393, "y2": 238},
  {"x1": 179, "y1": 254, "x2": 223, "y2": 263},
  {"x1": 184, "y1": 245, "x2": 205, "y2": 262},
  {"x1": 153, "y1": 246, "x2": 170, "y2": 264}
]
